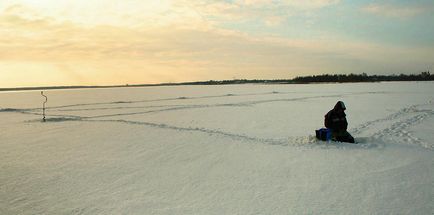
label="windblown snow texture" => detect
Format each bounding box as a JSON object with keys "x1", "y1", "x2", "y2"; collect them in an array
[{"x1": 1, "y1": 82, "x2": 433, "y2": 214}]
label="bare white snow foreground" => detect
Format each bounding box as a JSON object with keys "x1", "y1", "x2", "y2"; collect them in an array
[{"x1": 1, "y1": 82, "x2": 433, "y2": 214}]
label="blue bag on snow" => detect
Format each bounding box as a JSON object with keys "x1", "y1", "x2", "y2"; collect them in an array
[{"x1": 315, "y1": 128, "x2": 331, "y2": 141}]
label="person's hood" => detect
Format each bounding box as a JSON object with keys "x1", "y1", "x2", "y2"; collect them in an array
[{"x1": 334, "y1": 101, "x2": 346, "y2": 111}]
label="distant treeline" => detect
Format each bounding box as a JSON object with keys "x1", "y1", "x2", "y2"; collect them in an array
[
  {"x1": 292, "y1": 72, "x2": 433, "y2": 83},
  {"x1": 1, "y1": 72, "x2": 432, "y2": 92},
  {"x1": 181, "y1": 71, "x2": 434, "y2": 85}
]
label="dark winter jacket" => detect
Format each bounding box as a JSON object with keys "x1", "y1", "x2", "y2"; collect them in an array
[{"x1": 324, "y1": 101, "x2": 348, "y2": 131}]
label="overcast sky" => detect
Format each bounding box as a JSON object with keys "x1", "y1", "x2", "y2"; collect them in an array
[{"x1": 1, "y1": 0, "x2": 433, "y2": 87}]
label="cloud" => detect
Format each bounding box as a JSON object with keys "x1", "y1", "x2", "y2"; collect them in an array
[
  {"x1": 1, "y1": 0, "x2": 210, "y2": 28},
  {"x1": 362, "y1": 3, "x2": 429, "y2": 18},
  {"x1": 0, "y1": 2, "x2": 432, "y2": 87},
  {"x1": 264, "y1": 16, "x2": 285, "y2": 26},
  {"x1": 236, "y1": 0, "x2": 340, "y2": 9},
  {"x1": 179, "y1": 0, "x2": 341, "y2": 26},
  {"x1": 281, "y1": 0, "x2": 341, "y2": 9}
]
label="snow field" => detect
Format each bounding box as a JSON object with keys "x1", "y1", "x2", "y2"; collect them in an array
[{"x1": 1, "y1": 82, "x2": 433, "y2": 214}]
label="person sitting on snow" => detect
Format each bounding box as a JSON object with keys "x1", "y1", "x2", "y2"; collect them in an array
[{"x1": 324, "y1": 101, "x2": 355, "y2": 143}]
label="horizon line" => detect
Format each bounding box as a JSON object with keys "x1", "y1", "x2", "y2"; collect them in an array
[{"x1": 1, "y1": 72, "x2": 432, "y2": 92}]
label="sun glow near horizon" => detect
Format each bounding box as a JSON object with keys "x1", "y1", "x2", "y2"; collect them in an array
[{"x1": 1, "y1": 0, "x2": 433, "y2": 88}]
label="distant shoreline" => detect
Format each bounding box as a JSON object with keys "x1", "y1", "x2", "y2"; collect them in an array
[{"x1": 1, "y1": 72, "x2": 432, "y2": 92}]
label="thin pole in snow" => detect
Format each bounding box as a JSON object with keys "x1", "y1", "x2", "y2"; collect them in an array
[{"x1": 41, "y1": 91, "x2": 47, "y2": 122}]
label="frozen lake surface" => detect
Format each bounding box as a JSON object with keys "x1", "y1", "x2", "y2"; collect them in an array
[{"x1": 1, "y1": 82, "x2": 433, "y2": 214}]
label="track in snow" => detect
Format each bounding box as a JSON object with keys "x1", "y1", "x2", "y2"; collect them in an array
[{"x1": 2, "y1": 91, "x2": 433, "y2": 150}]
